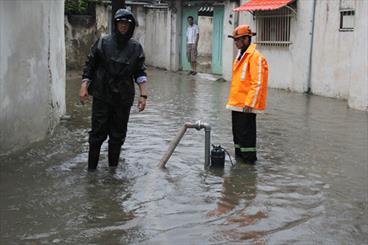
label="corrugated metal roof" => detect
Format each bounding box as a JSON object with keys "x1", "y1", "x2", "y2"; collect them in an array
[{"x1": 234, "y1": 0, "x2": 294, "y2": 12}]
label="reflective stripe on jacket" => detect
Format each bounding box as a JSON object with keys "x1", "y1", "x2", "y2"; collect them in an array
[{"x1": 226, "y1": 44, "x2": 268, "y2": 112}]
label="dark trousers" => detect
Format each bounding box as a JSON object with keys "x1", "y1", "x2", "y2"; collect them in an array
[
  {"x1": 232, "y1": 111, "x2": 257, "y2": 163},
  {"x1": 88, "y1": 98, "x2": 131, "y2": 169}
]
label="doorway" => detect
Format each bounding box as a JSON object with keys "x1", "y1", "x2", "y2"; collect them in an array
[{"x1": 181, "y1": 5, "x2": 224, "y2": 75}]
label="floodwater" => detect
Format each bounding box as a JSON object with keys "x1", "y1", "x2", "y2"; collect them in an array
[{"x1": 1, "y1": 68, "x2": 367, "y2": 244}]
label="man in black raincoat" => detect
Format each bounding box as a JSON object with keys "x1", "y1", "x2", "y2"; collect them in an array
[{"x1": 79, "y1": 8, "x2": 147, "y2": 171}]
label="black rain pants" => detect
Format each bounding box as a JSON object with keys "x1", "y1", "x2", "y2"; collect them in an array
[
  {"x1": 231, "y1": 111, "x2": 257, "y2": 163},
  {"x1": 88, "y1": 98, "x2": 131, "y2": 169}
]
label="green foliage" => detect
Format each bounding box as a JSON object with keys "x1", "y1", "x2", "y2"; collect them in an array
[{"x1": 65, "y1": 0, "x2": 97, "y2": 15}]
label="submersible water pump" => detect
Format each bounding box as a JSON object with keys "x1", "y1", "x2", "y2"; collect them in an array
[
  {"x1": 210, "y1": 145, "x2": 226, "y2": 168},
  {"x1": 158, "y1": 121, "x2": 233, "y2": 169},
  {"x1": 210, "y1": 145, "x2": 234, "y2": 168}
]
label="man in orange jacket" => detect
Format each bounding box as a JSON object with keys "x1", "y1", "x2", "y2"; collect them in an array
[{"x1": 227, "y1": 25, "x2": 268, "y2": 163}]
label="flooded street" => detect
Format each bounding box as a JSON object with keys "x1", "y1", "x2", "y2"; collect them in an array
[{"x1": 1, "y1": 68, "x2": 367, "y2": 244}]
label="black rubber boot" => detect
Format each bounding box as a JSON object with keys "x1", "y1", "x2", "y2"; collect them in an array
[
  {"x1": 108, "y1": 144, "x2": 121, "y2": 167},
  {"x1": 235, "y1": 147, "x2": 241, "y2": 157},
  {"x1": 88, "y1": 144, "x2": 101, "y2": 171}
]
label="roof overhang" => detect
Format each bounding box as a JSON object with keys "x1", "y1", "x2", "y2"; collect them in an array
[{"x1": 234, "y1": 0, "x2": 296, "y2": 13}]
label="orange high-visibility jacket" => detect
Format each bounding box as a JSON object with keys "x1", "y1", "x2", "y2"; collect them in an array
[{"x1": 226, "y1": 44, "x2": 268, "y2": 112}]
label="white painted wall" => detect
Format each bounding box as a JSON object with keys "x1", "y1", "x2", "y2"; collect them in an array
[
  {"x1": 238, "y1": 0, "x2": 314, "y2": 93},
  {"x1": 169, "y1": 0, "x2": 182, "y2": 71},
  {"x1": 128, "y1": 0, "x2": 367, "y2": 110},
  {"x1": 348, "y1": 0, "x2": 368, "y2": 110},
  {"x1": 236, "y1": 0, "x2": 367, "y2": 111},
  {"x1": 311, "y1": 0, "x2": 354, "y2": 99},
  {"x1": 222, "y1": 0, "x2": 238, "y2": 81},
  {"x1": 136, "y1": 1, "x2": 181, "y2": 71},
  {"x1": 0, "y1": 0, "x2": 66, "y2": 154},
  {"x1": 312, "y1": 0, "x2": 367, "y2": 110},
  {"x1": 131, "y1": 5, "x2": 146, "y2": 47},
  {"x1": 144, "y1": 8, "x2": 171, "y2": 70},
  {"x1": 198, "y1": 16, "x2": 213, "y2": 56}
]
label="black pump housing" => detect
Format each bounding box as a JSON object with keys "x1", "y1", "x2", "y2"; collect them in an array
[{"x1": 210, "y1": 145, "x2": 225, "y2": 168}]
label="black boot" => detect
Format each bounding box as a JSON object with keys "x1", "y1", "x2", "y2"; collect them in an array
[
  {"x1": 108, "y1": 144, "x2": 121, "y2": 167},
  {"x1": 235, "y1": 147, "x2": 241, "y2": 157},
  {"x1": 88, "y1": 144, "x2": 101, "y2": 171},
  {"x1": 240, "y1": 152, "x2": 257, "y2": 164}
]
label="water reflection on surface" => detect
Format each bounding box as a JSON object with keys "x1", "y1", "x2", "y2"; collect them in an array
[{"x1": 1, "y1": 68, "x2": 367, "y2": 244}]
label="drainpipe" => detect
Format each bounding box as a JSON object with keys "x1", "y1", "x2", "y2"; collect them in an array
[
  {"x1": 307, "y1": 0, "x2": 317, "y2": 94},
  {"x1": 158, "y1": 121, "x2": 211, "y2": 169}
]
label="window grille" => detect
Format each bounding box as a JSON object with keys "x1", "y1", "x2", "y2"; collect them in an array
[
  {"x1": 339, "y1": 10, "x2": 355, "y2": 32},
  {"x1": 254, "y1": 7, "x2": 295, "y2": 47}
]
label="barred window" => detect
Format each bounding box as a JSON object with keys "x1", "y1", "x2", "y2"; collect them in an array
[
  {"x1": 339, "y1": 10, "x2": 355, "y2": 32},
  {"x1": 254, "y1": 7, "x2": 296, "y2": 47}
]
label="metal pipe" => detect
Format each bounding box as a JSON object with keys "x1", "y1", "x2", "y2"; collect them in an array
[
  {"x1": 158, "y1": 125, "x2": 188, "y2": 168},
  {"x1": 307, "y1": 0, "x2": 317, "y2": 93},
  {"x1": 158, "y1": 121, "x2": 211, "y2": 169},
  {"x1": 204, "y1": 125, "x2": 211, "y2": 169}
]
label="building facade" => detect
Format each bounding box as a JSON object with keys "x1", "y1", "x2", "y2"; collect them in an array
[
  {"x1": 239, "y1": 0, "x2": 367, "y2": 111},
  {"x1": 127, "y1": 0, "x2": 368, "y2": 111},
  {"x1": 128, "y1": 0, "x2": 367, "y2": 111}
]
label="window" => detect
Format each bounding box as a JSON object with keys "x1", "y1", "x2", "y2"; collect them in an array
[
  {"x1": 254, "y1": 6, "x2": 296, "y2": 47},
  {"x1": 339, "y1": 10, "x2": 355, "y2": 32}
]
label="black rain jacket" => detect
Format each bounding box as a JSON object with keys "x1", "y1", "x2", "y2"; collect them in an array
[{"x1": 82, "y1": 13, "x2": 146, "y2": 106}]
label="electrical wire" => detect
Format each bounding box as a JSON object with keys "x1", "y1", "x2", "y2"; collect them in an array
[{"x1": 223, "y1": 148, "x2": 234, "y2": 166}]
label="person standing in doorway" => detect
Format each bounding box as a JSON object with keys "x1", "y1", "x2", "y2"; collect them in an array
[
  {"x1": 226, "y1": 25, "x2": 268, "y2": 164},
  {"x1": 79, "y1": 8, "x2": 148, "y2": 171},
  {"x1": 186, "y1": 16, "x2": 199, "y2": 75}
]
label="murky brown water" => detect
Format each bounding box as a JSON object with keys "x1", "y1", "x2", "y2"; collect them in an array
[{"x1": 1, "y1": 68, "x2": 367, "y2": 244}]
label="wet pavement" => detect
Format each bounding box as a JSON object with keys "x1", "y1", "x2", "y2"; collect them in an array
[{"x1": 1, "y1": 68, "x2": 367, "y2": 244}]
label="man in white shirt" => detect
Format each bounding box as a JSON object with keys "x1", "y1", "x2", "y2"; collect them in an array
[{"x1": 186, "y1": 16, "x2": 199, "y2": 75}]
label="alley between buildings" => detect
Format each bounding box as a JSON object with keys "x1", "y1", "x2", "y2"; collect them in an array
[{"x1": 0, "y1": 68, "x2": 367, "y2": 244}]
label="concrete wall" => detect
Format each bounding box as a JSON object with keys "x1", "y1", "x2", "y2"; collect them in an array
[
  {"x1": 348, "y1": 0, "x2": 368, "y2": 110},
  {"x1": 237, "y1": 0, "x2": 367, "y2": 111},
  {"x1": 126, "y1": 0, "x2": 367, "y2": 110},
  {"x1": 0, "y1": 0, "x2": 66, "y2": 155},
  {"x1": 65, "y1": 15, "x2": 96, "y2": 70},
  {"x1": 65, "y1": 3, "x2": 109, "y2": 70},
  {"x1": 312, "y1": 0, "x2": 368, "y2": 110},
  {"x1": 131, "y1": 5, "x2": 146, "y2": 47},
  {"x1": 238, "y1": 0, "x2": 314, "y2": 92},
  {"x1": 311, "y1": 0, "x2": 353, "y2": 99},
  {"x1": 222, "y1": 0, "x2": 239, "y2": 81},
  {"x1": 169, "y1": 0, "x2": 182, "y2": 71},
  {"x1": 144, "y1": 7, "x2": 171, "y2": 70},
  {"x1": 96, "y1": 3, "x2": 110, "y2": 36},
  {"x1": 131, "y1": 1, "x2": 181, "y2": 71},
  {"x1": 197, "y1": 16, "x2": 213, "y2": 56}
]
